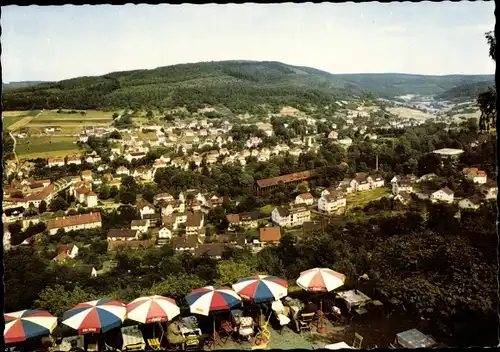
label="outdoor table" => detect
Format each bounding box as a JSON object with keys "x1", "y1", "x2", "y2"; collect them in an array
[
  {"x1": 57, "y1": 336, "x2": 84, "y2": 352},
  {"x1": 396, "y1": 329, "x2": 436, "y2": 348},
  {"x1": 283, "y1": 297, "x2": 305, "y2": 319},
  {"x1": 324, "y1": 341, "x2": 353, "y2": 349},
  {"x1": 335, "y1": 290, "x2": 371, "y2": 312}
]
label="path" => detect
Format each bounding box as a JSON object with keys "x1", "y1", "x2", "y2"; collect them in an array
[{"x1": 7, "y1": 109, "x2": 44, "y2": 165}]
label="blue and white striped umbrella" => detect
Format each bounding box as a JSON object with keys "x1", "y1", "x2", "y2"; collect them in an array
[{"x1": 232, "y1": 275, "x2": 288, "y2": 303}]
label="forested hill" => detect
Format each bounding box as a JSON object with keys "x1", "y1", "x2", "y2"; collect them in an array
[
  {"x1": 2, "y1": 60, "x2": 494, "y2": 113},
  {"x1": 2, "y1": 81, "x2": 49, "y2": 89},
  {"x1": 434, "y1": 80, "x2": 495, "y2": 102}
]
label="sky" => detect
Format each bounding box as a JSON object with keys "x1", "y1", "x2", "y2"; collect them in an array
[{"x1": 1, "y1": 2, "x2": 496, "y2": 82}]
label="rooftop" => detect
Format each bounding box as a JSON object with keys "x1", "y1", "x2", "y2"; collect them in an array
[{"x1": 432, "y1": 148, "x2": 464, "y2": 156}]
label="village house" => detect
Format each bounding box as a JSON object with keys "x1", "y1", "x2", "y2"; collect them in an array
[
  {"x1": 133, "y1": 167, "x2": 153, "y2": 180},
  {"x1": 463, "y1": 168, "x2": 487, "y2": 184},
  {"x1": 186, "y1": 211, "x2": 205, "y2": 236},
  {"x1": 108, "y1": 239, "x2": 155, "y2": 251},
  {"x1": 116, "y1": 166, "x2": 130, "y2": 176},
  {"x1": 85, "y1": 155, "x2": 102, "y2": 164},
  {"x1": 136, "y1": 199, "x2": 156, "y2": 219},
  {"x1": 394, "y1": 191, "x2": 412, "y2": 205},
  {"x1": 53, "y1": 244, "x2": 79, "y2": 262},
  {"x1": 107, "y1": 228, "x2": 140, "y2": 241},
  {"x1": 295, "y1": 193, "x2": 314, "y2": 206},
  {"x1": 318, "y1": 191, "x2": 347, "y2": 214},
  {"x1": 47, "y1": 212, "x2": 102, "y2": 235},
  {"x1": 48, "y1": 157, "x2": 65, "y2": 168},
  {"x1": 259, "y1": 227, "x2": 282, "y2": 246},
  {"x1": 154, "y1": 193, "x2": 175, "y2": 204},
  {"x1": 158, "y1": 226, "x2": 173, "y2": 241},
  {"x1": 479, "y1": 182, "x2": 498, "y2": 200},
  {"x1": 391, "y1": 176, "x2": 415, "y2": 195},
  {"x1": 338, "y1": 137, "x2": 353, "y2": 147},
  {"x1": 172, "y1": 235, "x2": 200, "y2": 253},
  {"x1": 163, "y1": 212, "x2": 188, "y2": 231},
  {"x1": 131, "y1": 219, "x2": 149, "y2": 234},
  {"x1": 370, "y1": 173, "x2": 385, "y2": 188},
  {"x1": 254, "y1": 170, "x2": 315, "y2": 195},
  {"x1": 194, "y1": 243, "x2": 228, "y2": 260},
  {"x1": 271, "y1": 205, "x2": 311, "y2": 228},
  {"x1": 67, "y1": 156, "x2": 82, "y2": 165},
  {"x1": 458, "y1": 194, "x2": 484, "y2": 210},
  {"x1": 217, "y1": 233, "x2": 247, "y2": 246},
  {"x1": 81, "y1": 170, "x2": 93, "y2": 181},
  {"x1": 430, "y1": 187, "x2": 454, "y2": 203},
  {"x1": 328, "y1": 131, "x2": 339, "y2": 139},
  {"x1": 350, "y1": 173, "x2": 372, "y2": 192},
  {"x1": 125, "y1": 152, "x2": 147, "y2": 163}
]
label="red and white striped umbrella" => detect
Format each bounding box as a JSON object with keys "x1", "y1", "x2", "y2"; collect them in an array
[
  {"x1": 126, "y1": 295, "x2": 180, "y2": 324},
  {"x1": 296, "y1": 268, "x2": 346, "y2": 292}
]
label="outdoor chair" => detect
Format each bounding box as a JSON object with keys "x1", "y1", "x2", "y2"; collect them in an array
[
  {"x1": 352, "y1": 332, "x2": 363, "y2": 349},
  {"x1": 184, "y1": 334, "x2": 200, "y2": 351},
  {"x1": 218, "y1": 320, "x2": 236, "y2": 344},
  {"x1": 87, "y1": 340, "x2": 99, "y2": 352},
  {"x1": 238, "y1": 317, "x2": 256, "y2": 341},
  {"x1": 271, "y1": 300, "x2": 291, "y2": 335},
  {"x1": 298, "y1": 312, "x2": 315, "y2": 335},
  {"x1": 104, "y1": 342, "x2": 120, "y2": 351},
  {"x1": 121, "y1": 325, "x2": 146, "y2": 351},
  {"x1": 147, "y1": 338, "x2": 162, "y2": 351}
]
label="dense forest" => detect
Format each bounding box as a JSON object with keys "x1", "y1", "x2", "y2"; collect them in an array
[
  {"x1": 2, "y1": 61, "x2": 493, "y2": 112},
  {"x1": 436, "y1": 80, "x2": 495, "y2": 102}
]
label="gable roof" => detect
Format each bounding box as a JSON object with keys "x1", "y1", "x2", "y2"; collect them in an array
[
  {"x1": 131, "y1": 219, "x2": 148, "y2": 227},
  {"x1": 186, "y1": 211, "x2": 203, "y2": 227},
  {"x1": 439, "y1": 187, "x2": 454, "y2": 196},
  {"x1": 226, "y1": 214, "x2": 240, "y2": 224},
  {"x1": 256, "y1": 170, "x2": 314, "y2": 188},
  {"x1": 47, "y1": 212, "x2": 101, "y2": 230},
  {"x1": 108, "y1": 239, "x2": 154, "y2": 251},
  {"x1": 240, "y1": 212, "x2": 259, "y2": 221},
  {"x1": 260, "y1": 227, "x2": 281, "y2": 242},
  {"x1": 194, "y1": 243, "x2": 228, "y2": 258},
  {"x1": 107, "y1": 229, "x2": 138, "y2": 238},
  {"x1": 298, "y1": 193, "x2": 313, "y2": 200}
]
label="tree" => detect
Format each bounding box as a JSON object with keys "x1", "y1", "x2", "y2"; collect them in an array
[
  {"x1": 38, "y1": 200, "x2": 48, "y2": 214},
  {"x1": 146, "y1": 110, "x2": 154, "y2": 119},
  {"x1": 34, "y1": 285, "x2": 99, "y2": 317},
  {"x1": 215, "y1": 259, "x2": 255, "y2": 286},
  {"x1": 112, "y1": 112, "x2": 119, "y2": 119},
  {"x1": 49, "y1": 197, "x2": 69, "y2": 212},
  {"x1": 478, "y1": 31, "x2": 496, "y2": 131}
]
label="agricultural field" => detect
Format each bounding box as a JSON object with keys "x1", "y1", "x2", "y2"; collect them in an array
[
  {"x1": 16, "y1": 136, "x2": 82, "y2": 160},
  {"x1": 2, "y1": 110, "x2": 42, "y2": 131},
  {"x1": 387, "y1": 107, "x2": 435, "y2": 121}
]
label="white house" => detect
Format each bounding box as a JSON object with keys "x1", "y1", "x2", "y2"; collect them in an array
[
  {"x1": 328, "y1": 131, "x2": 338, "y2": 139},
  {"x1": 480, "y1": 183, "x2": 498, "y2": 200},
  {"x1": 458, "y1": 195, "x2": 483, "y2": 210},
  {"x1": 463, "y1": 168, "x2": 487, "y2": 184},
  {"x1": 116, "y1": 166, "x2": 130, "y2": 176},
  {"x1": 131, "y1": 220, "x2": 149, "y2": 234},
  {"x1": 86, "y1": 192, "x2": 98, "y2": 207},
  {"x1": 350, "y1": 173, "x2": 372, "y2": 192},
  {"x1": 394, "y1": 192, "x2": 412, "y2": 205},
  {"x1": 53, "y1": 244, "x2": 79, "y2": 261},
  {"x1": 271, "y1": 205, "x2": 311, "y2": 228},
  {"x1": 295, "y1": 193, "x2": 314, "y2": 206},
  {"x1": 338, "y1": 137, "x2": 352, "y2": 146},
  {"x1": 158, "y1": 226, "x2": 173, "y2": 240},
  {"x1": 431, "y1": 187, "x2": 454, "y2": 203},
  {"x1": 137, "y1": 200, "x2": 156, "y2": 219},
  {"x1": 370, "y1": 174, "x2": 385, "y2": 188},
  {"x1": 48, "y1": 157, "x2": 65, "y2": 168},
  {"x1": 318, "y1": 191, "x2": 347, "y2": 214}
]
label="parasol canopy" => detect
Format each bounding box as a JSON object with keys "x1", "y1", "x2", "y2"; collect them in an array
[
  {"x1": 186, "y1": 286, "x2": 241, "y2": 316},
  {"x1": 4, "y1": 310, "x2": 58, "y2": 344},
  {"x1": 126, "y1": 295, "x2": 180, "y2": 324},
  {"x1": 232, "y1": 275, "x2": 288, "y2": 303},
  {"x1": 62, "y1": 299, "x2": 126, "y2": 334},
  {"x1": 296, "y1": 268, "x2": 346, "y2": 292}
]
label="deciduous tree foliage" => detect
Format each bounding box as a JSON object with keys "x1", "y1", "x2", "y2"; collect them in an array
[{"x1": 478, "y1": 31, "x2": 496, "y2": 131}]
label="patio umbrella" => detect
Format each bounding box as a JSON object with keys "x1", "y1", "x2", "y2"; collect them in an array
[
  {"x1": 296, "y1": 268, "x2": 346, "y2": 292},
  {"x1": 62, "y1": 299, "x2": 127, "y2": 334},
  {"x1": 185, "y1": 286, "x2": 242, "y2": 316},
  {"x1": 4, "y1": 310, "x2": 58, "y2": 344},
  {"x1": 126, "y1": 295, "x2": 180, "y2": 324},
  {"x1": 232, "y1": 275, "x2": 288, "y2": 303}
]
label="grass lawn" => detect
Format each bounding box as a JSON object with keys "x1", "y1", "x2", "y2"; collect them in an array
[
  {"x1": 17, "y1": 136, "x2": 81, "y2": 159},
  {"x1": 260, "y1": 204, "x2": 277, "y2": 216},
  {"x1": 28, "y1": 110, "x2": 113, "y2": 127},
  {"x1": 347, "y1": 187, "x2": 391, "y2": 208}
]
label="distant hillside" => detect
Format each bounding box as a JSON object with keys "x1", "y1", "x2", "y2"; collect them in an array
[
  {"x1": 435, "y1": 80, "x2": 495, "y2": 102},
  {"x1": 2, "y1": 81, "x2": 48, "y2": 89},
  {"x1": 2, "y1": 61, "x2": 494, "y2": 113}
]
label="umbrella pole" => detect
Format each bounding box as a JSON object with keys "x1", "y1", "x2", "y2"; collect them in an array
[{"x1": 317, "y1": 294, "x2": 328, "y2": 334}]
